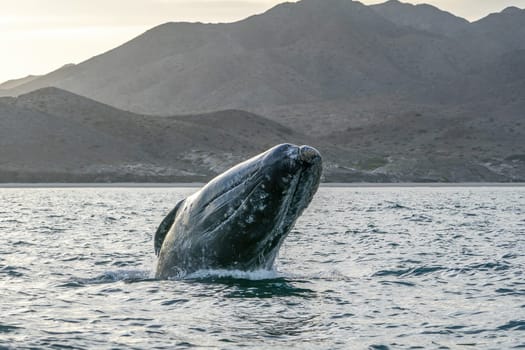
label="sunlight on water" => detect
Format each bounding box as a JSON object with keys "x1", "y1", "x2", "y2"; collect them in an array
[{"x1": 0, "y1": 186, "x2": 524, "y2": 349}]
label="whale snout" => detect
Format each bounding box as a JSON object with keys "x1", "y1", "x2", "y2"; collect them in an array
[
  {"x1": 261, "y1": 143, "x2": 322, "y2": 191},
  {"x1": 268, "y1": 144, "x2": 321, "y2": 164},
  {"x1": 265, "y1": 144, "x2": 322, "y2": 178},
  {"x1": 299, "y1": 145, "x2": 321, "y2": 165}
]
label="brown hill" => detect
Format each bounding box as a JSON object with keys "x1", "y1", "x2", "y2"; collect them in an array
[
  {"x1": 1, "y1": 87, "x2": 523, "y2": 182},
  {"x1": 0, "y1": 88, "x2": 330, "y2": 182}
]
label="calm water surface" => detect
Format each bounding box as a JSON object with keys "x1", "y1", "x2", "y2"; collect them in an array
[{"x1": 0, "y1": 187, "x2": 524, "y2": 349}]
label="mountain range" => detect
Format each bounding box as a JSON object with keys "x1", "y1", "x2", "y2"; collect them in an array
[
  {"x1": 0, "y1": 87, "x2": 321, "y2": 182},
  {"x1": 1, "y1": 0, "x2": 524, "y2": 182}
]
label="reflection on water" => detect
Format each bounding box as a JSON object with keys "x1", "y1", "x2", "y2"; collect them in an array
[{"x1": 1, "y1": 186, "x2": 524, "y2": 349}]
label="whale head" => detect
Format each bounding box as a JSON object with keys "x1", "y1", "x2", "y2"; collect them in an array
[{"x1": 155, "y1": 143, "x2": 322, "y2": 278}]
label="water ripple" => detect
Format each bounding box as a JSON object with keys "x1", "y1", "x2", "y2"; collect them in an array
[
  {"x1": 0, "y1": 187, "x2": 524, "y2": 349},
  {"x1": 498, "y1": 320, "x2": 525, "y2": 331}
]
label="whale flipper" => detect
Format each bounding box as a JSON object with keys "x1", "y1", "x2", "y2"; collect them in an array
[{"x1": 154, "y1": 200, "x2": 184, "y2": 256}]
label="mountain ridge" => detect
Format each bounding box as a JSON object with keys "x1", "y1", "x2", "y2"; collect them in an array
[
  {"x1": 2, "y1": 0, "x2": 522, "y2": 125},
  {"x1": 1, "y1": 87, "x2": 523, "y2": 183},
  {"x1": 1, "y1": 87, "x2": 348, "y2": 182},
  {"x1": 371, "y1": 0, "x2": 470, "y2": 36},
  {"x1": 1, "y1": 0, "x2": 524, "y2": 182}
]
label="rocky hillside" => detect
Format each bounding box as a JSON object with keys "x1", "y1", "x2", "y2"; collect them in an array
[
  {"x1": 0, "y1": 87, "x2": 523, "y2": 182},
  {"x1": 0, "y1": 0, "x2": 524, "y2": 182},
  {"x1": 0, "y1": 88, "x2": 336, "y2": 182}
]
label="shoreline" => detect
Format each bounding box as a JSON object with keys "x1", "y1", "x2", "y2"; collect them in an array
[{"x1": 1, "y1": 182, "x2": 524, "y2": 188}]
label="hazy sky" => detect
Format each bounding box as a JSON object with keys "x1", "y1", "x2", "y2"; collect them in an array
[{"x1": 1, "y1": 0, "x2": 524, "y2": 84}]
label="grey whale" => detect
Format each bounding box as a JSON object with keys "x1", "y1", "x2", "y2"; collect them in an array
[{"x1": 154, "y1": 144, "x2": 322, "y2": 279}]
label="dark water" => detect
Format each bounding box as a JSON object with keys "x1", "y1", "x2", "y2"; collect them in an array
[{"x1": 1, "y1": 187, "x2": 524, "y2": 349}]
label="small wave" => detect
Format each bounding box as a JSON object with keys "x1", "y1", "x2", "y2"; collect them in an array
[
  {"x1": 0, "y1": 219, "x2": 23, "y2": 224},
  {"x1": 498, "y1": 320, "x2": 525, "y2": 331},
  {"x1": 0, "y1": 324, "x2": 20, "y2": 333},
  {"x1": 373, "y1": 260, "x2": 512, "y2": 279},
  {"x1": 161, "y1": 299, "x2": 190, "y2": 306},
  {"x1": 11, "y1": 240, "x2": 35, "y2": 246},
  {"x1": 373, "y1": 266, "x2": 446, "y2": 277},
  {"x1": 385, "y1": 201, "x2": 413, "y2": 210},
  {"x1": 0, "y1": 265, "x2": 28, "y2": 278},
  {"x1": 402, "y1": 214, "x2": 433, "y2": 223},
  {"x1": 496, "y1": 288, "x2": 525, "y2": 296},
  {"x1": 369, "y1": 345, "x2": 390, "y2": 350},
  {"x1": 94, "y1": 269, "x2": 153, "y2": 282},
  {"x1": 56, "y1": 281, "x2": 86, "y2": 288},
  {"x1": 182, "y1": 269, "x2": 315, "y2": 298},
  {"x1": 61, "y1": 269, "x2": 153, "y2": 287},
  {"x1": 185, "y1": 268, "x2": 280, "y2": 281},
  {"x1": 307, "y1": 269, "x2": 353, "y2": 282},
  {"x1": 466, "y1": 261, "x2": 511, "y2": 271},
  {"x1": 380, "y1": 280, "x2": 416, "y2": 287}
]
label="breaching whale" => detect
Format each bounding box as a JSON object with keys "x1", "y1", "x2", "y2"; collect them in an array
[{"x1": 154, "y1": 143, "x2": 322, "y2": 279}]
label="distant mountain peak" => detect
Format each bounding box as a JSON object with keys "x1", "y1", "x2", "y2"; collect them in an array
[
  {"x1": 379, "y1": 0, "x2": 440, "y2": 11},
  {"x1": 478, "y1": 5, "x2": 525, "y2": 22},
  {"x1": 0, "y1": 74, "x2": 41, "y2": 90},
  {"x1": 501, "y1": 6, "x2": 523, "y2": 15},
  {"x1": 383, "y1": 0, "x2": 409, "y2": 6},
  {"x1": 19, "y1": 86, "x2": 77, "y2": 99},
  {"x1": 371, "y1": 0, "x2": 468, "y2": 36},
  {"x1": 21, "y1": 86, "x2": 60, "y2": 95},
  {"x1": 373, "y1": 0, "x2": 467, "y2": 19},
  {"x1": 265, "y1": 0, "x2": 369, "y2": 15}
]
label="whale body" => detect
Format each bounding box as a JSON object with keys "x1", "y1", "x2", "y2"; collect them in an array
[{"x1": 154, "y1": 143, "x2": 322, "y2": 279}]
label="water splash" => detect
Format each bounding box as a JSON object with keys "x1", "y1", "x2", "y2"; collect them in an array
[{"x1": 185, "y1": 268, "x2": 281, "y2": 281}]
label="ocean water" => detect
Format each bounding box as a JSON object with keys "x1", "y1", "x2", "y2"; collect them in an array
[{"x1": 0, "y1": 186, "x2": 524, "y2": 349}]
